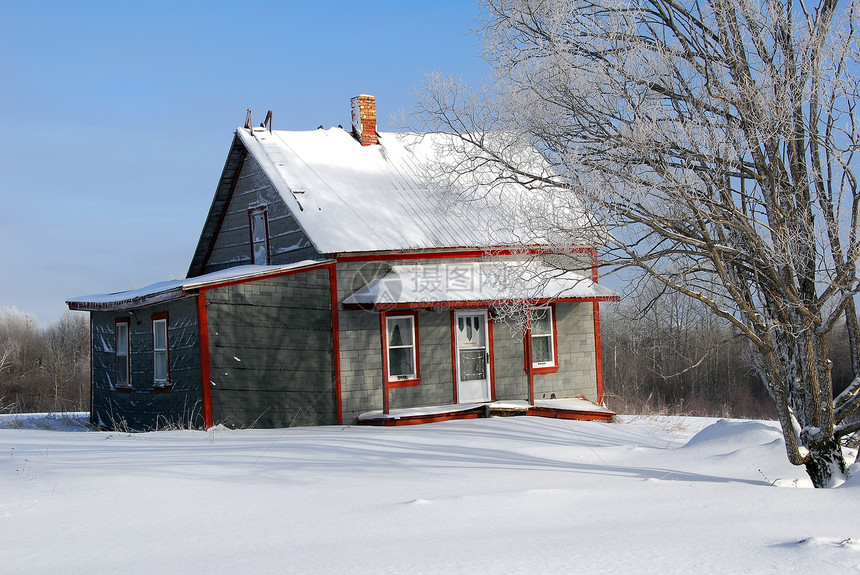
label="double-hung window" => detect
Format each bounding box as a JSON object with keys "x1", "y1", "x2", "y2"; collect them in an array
[
  {"x1": 385, "y1": 313, "x2": 419, "y2": 384},
  {"x1": 249, "y1": 206, "x2": 270, "y2": 265},
  {"x1": 530, "y1": 306, "x2": 557, "y2": 370},
  {"x1": 152, "y1": 315, "x2": 169, "y2": 386},
  {"x1": 115, "y1": 319, "x2": 130, "y2": 388}
]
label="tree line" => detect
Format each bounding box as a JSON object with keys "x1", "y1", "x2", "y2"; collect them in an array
[
  {"x1": 2, "y1": 296, "x2": 854, "y2": 425},
  {"x1": 601, "y1": 290, "x2": 850, "y2": 421},
  {"x1": 0, "y1": 308, "x2": 89, "y2": 413}
]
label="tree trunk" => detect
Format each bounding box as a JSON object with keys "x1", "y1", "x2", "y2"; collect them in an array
[{"x1": 804, "y1": 435, "x2": 847, "y2": 488}]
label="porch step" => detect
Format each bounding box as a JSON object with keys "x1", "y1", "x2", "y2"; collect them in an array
[{"x1": 357, "y1": 398, "x2": 615, "y2": 426}]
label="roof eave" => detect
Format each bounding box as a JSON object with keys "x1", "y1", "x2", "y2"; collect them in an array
[{"x1": 66, "y1": 288, "x2": 188, "y2": 313}]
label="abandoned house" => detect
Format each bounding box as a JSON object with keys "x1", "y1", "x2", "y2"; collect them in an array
[{"x1": 67, "y1": 95, "x2": 618, "y2": 430}]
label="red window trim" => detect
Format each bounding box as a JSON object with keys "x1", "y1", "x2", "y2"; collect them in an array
[
  {"x1": 381, "y1": 310, "x2": 420, "y2": 388},
  {"x1": 152, "y1": 312, "x2": 171, "y2": 389},
  {"x1": 528, "y1": 304, "x2": 560, "y2": 375},
  {"x1": 248, "y1": 205, "x2": 271, "y2": 265},
  {"x1": 115, "y1": 318, "x2": 131, "y2": 390}
]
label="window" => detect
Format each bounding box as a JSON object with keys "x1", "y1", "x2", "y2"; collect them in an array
[
  {"x1": 116, "y1": 319, "x2": 130, "y2": 388},
  {"x1": 249, "y1": 207, "x2": 270, "y2": 265},
  {"x1": 531, "y1": 306, "x2": 557, "y2": 369},
  {"x1": 384, "y1": 313, "x2": 419, "y2": 384},
  {"x1": 152, "y1": 316, "x2": 169, "y2": 386}
]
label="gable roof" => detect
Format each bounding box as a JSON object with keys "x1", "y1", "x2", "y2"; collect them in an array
[{"x1": 190, "y1": 126, "x2": 596, "y2": 275}]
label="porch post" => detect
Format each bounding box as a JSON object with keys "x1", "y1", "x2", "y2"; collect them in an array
[
  {"x1": 524, "y1": 324, "x2": 535, "y2": 406},
  {"x1": 380, "y1": 312, "x2": 390, "y2": 415}
]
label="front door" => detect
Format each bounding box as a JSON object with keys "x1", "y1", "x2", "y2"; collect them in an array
[{"x1": 454, "y1": 310, "x2": 491, "y2": 403}]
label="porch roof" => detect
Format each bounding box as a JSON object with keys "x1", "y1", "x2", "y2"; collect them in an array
[{"x1": 342, "y1": 261, "x2": 619, "y2": 309}]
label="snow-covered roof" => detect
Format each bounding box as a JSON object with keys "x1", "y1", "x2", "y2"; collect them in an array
[
  {"x1": 342, "y1": 261, "x2": 618, "y2": 308},
  {"x1": 67, "y1": 261, "x2": 330, "y2": 311},
  {"x1": 237, "y1": 127, "x2": 593, "y2": 254}
]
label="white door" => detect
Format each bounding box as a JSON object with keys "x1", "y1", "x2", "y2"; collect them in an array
[{"x1": 455, "y1": 310, "x2": 491, "y2": 403}]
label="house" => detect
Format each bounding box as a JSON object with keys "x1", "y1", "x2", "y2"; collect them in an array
[{"x1": 67, "y1": 95, "x2": 618, "y2": 430}]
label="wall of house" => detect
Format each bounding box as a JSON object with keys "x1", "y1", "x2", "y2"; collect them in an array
[
  {"x1": 389, "y1": 309, "x2": 455, "y2": 410},
  {"x1": 532, "y1": 302, "x2": 598, "y2": 402},
  {"x1": 90, "y1": 299, "x2": 203, "y2": 430},
  {"x1": 205, "y1": 269, "x2": 336, "y2": 428},
  {"x1": 336, "y1": 260, "x2": 458, "y2": 423},
  {"x1": 334, "y1": 258, "x2": 601, "y2": 421},
  {"x1": 202, "y1": 154, "x2": 321, "y2": 274},
  {"x1": 337, "y1": 307, "x2": 384, "y2": 422},
  {"x1": 491, "y1": 320, "x2": 530, "y2": 401},
  {"x1": 338, "y1": 307, "x2": 458, "y2": 423}
]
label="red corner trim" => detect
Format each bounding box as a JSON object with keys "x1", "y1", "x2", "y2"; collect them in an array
[
  {"x1": 197, "y1": 291, "x2": 214, "y2": 428},
  {"x1": 488, "y1": 312, "x2": 496, "y2": 401},
  {"x1": 450, "y1": 310, "x2": 458, "y2": 404},
  {"x1": 329, "y1": 264, "x2": 343, "y2": 425}
]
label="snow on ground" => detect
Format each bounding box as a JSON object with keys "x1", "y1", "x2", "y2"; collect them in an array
[{"x1": 1, "y1": 415, "x2": 858, "y2": 574}]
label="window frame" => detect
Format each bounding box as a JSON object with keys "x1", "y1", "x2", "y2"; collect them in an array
[
  {"x1": 382, "y1": 311, "x2": 420, "y2": 387},
  {"x1": 115, "y1": 318, "x2": 131, "y2": 390},
  {"x1": 530, "y1": 305, "x2": 559, "y2": 374},
  {"x1": 152, "y1": 313, "x2": 170, "y2": 388},
  {"x1": 248, "y1": 206, "x2": 270, "y2": 265}
]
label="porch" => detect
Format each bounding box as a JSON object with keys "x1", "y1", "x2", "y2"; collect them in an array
[{"x1": 356, "y1": 397, "x2": 615, "y2": 426}]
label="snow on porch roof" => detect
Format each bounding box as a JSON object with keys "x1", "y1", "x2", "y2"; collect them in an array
[
  {"x1": 66, "y1": 260, "x2": 331, "y2": 312},
  {"x1": 237, "y1": 127, "x2": 596, "y2": 254},
  {"x1": 342, "y1": 261, "x2": 619, "y2": 309}
]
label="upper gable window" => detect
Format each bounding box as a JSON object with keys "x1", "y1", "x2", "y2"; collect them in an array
[{"x1": 249, "y1": 206, "x2": 270, "y2": 265}]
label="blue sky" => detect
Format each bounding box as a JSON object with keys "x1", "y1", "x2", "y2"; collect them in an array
[{"x1": 0, "y1": 1, "x2": 488, "y2": 326}]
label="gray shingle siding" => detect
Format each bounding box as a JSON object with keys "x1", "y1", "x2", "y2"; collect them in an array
[
  {"x1": 91, "y1": 298, "x2": 203, "y2": 430},
  {"x1": 205, "y1": 269, "x2": 336, "y2": 428},
  {"x1": 202, "y1": 154, "x2": 321, "y2": 275},
  {"x1": 491, "y1": 321, "x2": 529, "y2": 401},
  {"x1": 335, "y1": 258, "x2": 601, "y2": 422},
  {"x1": 532, "y1": 302, "x2": 598, "y2": 402}
]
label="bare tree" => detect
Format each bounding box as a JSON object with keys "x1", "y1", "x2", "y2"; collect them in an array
[
  {"x1": 414, "y1": 0, "x2": 860, "y2": 486},
  {"x1": 0, "y1": 308, "x2": 90, "y2": 413},
  {"x1": 42, "y1": 312, "x2": 90, "y2": 411}
]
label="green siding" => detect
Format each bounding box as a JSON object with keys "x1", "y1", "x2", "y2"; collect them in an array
[{"x1": 91, "y1": 298, "x2": 203, "y2": 430}]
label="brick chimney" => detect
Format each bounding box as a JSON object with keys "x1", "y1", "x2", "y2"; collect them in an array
[{"x1": 351, "y1": 94, "x2": 378, "y2": 146}]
